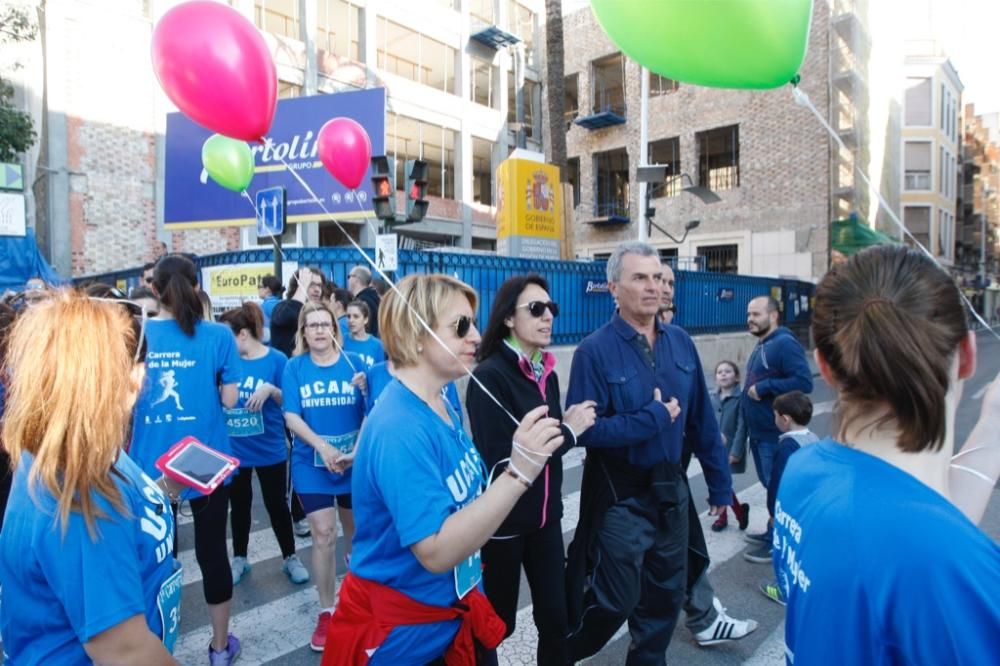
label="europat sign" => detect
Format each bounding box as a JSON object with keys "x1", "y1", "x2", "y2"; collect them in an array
[
  {"x1": 164, "y1": 88, "x2": 385, "y2": 229},
  {"x1": 495, "y1": 158, "x2": 562, "y2": 260}
]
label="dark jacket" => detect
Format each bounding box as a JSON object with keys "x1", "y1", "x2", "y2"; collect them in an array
[
  {"x1": 710, "y1": 386, "x2": 748, "y2": 473},
  {"x1": 741, "y1": 326, "x2": 813, "y2": 442},
  {"x1": 356, "y1": 287, "x2": 380, "y2": 336},
  {"x1": 767, "y1": 429, "x2": 820, "y2": 516},
  {"x1": 269, "y1": 298, "x2": 303, "y2": 357},
  {"x1": 466, "y1": 342, "x2": 573, "y2": 537}
]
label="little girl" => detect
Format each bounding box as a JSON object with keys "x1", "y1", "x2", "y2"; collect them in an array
[{"x1": 709, "y1": 360, "x2": 750, "y2": 531}]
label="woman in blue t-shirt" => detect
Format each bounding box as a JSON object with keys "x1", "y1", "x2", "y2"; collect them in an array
[
  {"x1": 0, "y1": 292, "x2": 180, "y2": 664},
  {"x1": 327, "y1": 274, "x2": 566, "y2": 664},
  {"x1": 775, "y1": 245, "x2": 1000, "y2": 665},
  {"x1": 342, "y1": 299, "x2": 384, "y2": 370},
  {"x1": 130, "y1": 254, "x2": 242, "y2": 665},
  {"x1": 219, "y1": 303, "x2": 309, "y2": 588},
  {"x1": 281, "y1": 301, "x2": 366, "y2": 653}
]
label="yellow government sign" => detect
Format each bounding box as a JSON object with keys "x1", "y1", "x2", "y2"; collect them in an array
[{"x1": 496, "y1": 159, "x2": 562, "y2": 241}]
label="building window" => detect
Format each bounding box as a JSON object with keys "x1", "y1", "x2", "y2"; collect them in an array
[
  {"x1": 697, "y1": 244, "x2": 738, "y2": 274},
  {"x1": 938, "y1": 209, "x2": 954, "y2": 259},
  {"x1": 507, "y1": 73, "x2": 539, "y2": 139},
  {"x1": 316, "y1": 0, "x2": 361, "y2": 60},
  {"x1": 649, "y1": 74, "x2": 679, "y2": 97},
  {"x1": 472, "y1": 137, "x2": 494, "y2": 206},
  {"x1": 648, "y1": 137, "x2": 680, "y2": 198},
  {"x1": 594, "y1": 147, "x2": 629, "y2": 218},
  {"x1": 564, "y1": 74, "x2": 579, "y2": 129},
  {"x1": 255, "y1": 0, "x2": 299, "y2": 40},
  {"x1": 905, "y1": 77, "x2": 932, "y2": 126},
  {"x1": 469, "y1": 0, "x2": 494, "y2": 24},
  {"x1": 376, "y1": 18, "x2": 456, "y2": 93},
  {"x1": 592, "y1": 53, "x2": 626, "y2": 115},
  {"x1": 904, "y1": 205, "x2": 931, "y2": 250},
  {"x1": 904, "y1": 141, "x2": 931, "y2": 190},
  {"x1": 697, "y1": 125, "x2": 739, "y2": 191},
  {"x1": 658, "y1": 247, "x2": 679, "y2": 270},
  {"x1": 506, "y1": 1, "x2": 535, "y2": 67},
  {"x1": 940, "y1": 84, "x2": 947, "y2": 132},
  {"x1": 470, "y1": 56, "x2": 499, "y2": 109},
  {"x1": 386, "y1": 112, "x2": 456, "y2": 200},
  {"x1": 567, "y1": 157, "x2": 581, "y2": 207}
]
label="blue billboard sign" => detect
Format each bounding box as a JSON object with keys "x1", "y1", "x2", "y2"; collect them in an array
[{"x1": 165, "y1": 88, "x2": 386, "y2": 229}]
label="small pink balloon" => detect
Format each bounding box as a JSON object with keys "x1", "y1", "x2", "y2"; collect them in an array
[
  {"x1": 317, "y1": 118, "x2": 372, "y2": 190},
  {"x1": 152, "y1": 1, "x2": 277, "y2": 142}
]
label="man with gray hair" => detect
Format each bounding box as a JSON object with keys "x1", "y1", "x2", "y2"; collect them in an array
[
  {"x1": 347, "y1": 265, "x2": 381, "y2": 336},
  {"x1": 565, "y1": 241, "x2": 736, "y2": 664}
]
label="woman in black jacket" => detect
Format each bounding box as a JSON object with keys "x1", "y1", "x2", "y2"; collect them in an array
[{"x1": 467, "y1": 274, "x2": 595, "y2": 665}]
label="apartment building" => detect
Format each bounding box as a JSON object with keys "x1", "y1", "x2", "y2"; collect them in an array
[
  {"x1": 957, "y1": 104, "x2": 1000, "y2": 284},
  {"x1": 21, "y1": 0, "x2": 543, "y2": 276}
]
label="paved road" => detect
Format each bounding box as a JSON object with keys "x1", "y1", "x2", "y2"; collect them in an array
[{"x1": 81, "y1": 330, "x2": 1000, "y2": 664}]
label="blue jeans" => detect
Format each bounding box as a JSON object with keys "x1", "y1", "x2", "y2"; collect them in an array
[{"x1": 749, "y1": 438, "x2": 778, "y2": 489}]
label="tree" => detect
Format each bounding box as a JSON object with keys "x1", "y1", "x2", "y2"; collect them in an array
[
  {"x1": 544, "y1": 0, "x2": 567, "y2": 180},
  {"x1": 0, "y1": 4, "x2": 38, "y2": 162}
]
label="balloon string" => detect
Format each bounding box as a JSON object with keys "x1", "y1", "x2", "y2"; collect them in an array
[
  {"x1": 791, "y1": 86, "x2": 1000, "y2": 342},
  {"x1": 241, "y1": 189, "x2": 287, "y2": 261},
  {"x1": 274, "y1": 153, "x2": 521, "y2": 429}
]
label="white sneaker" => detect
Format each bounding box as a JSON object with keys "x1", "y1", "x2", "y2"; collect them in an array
[
  {"x1": 293, "y1": 519, "x2": 311, "y2": 537},
  {"x1": 282, "y1": 554, "x2": 310, "y2": 584},
  {"x1": 694, "y1": 600, "x2": 759, "y2": 646},
  {"x1": 231, "y1": 556, "x2": 250, "y2": 585}
]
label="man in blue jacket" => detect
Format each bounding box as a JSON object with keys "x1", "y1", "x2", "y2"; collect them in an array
[
  {"x1": 565, "y1": 242, "x2": 733, "y2": 665},
  {"x1": 741, "y1": 295, "x2": 813, "y2": 559}
]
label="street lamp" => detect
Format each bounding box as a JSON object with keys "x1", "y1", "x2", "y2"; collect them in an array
[{"x1": 635, "y1": 166, "x2": 720, "y2": 242}]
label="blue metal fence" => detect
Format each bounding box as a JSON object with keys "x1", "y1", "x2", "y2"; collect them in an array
[{"x1": 78, "y1": 247, "x2": 814, "y2": 345}]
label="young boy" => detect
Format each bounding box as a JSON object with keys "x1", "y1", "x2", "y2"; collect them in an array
[{"x1": 746, "y1": 390, "x2": 819, "y2": 604}]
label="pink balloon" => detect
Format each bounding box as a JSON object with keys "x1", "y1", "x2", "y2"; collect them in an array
[
  {"x1": 152, "y1": 1, "x2": 277, "y2": 142},
  {"x1": 317, "y1": 118, "x2": 372, "y2": 190}
]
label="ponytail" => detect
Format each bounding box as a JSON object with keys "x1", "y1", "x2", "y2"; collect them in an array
[{"x1": 153, "y1": 254, "x2": 202, "y2": 336}]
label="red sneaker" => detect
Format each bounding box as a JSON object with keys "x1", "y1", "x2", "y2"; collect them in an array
[
  {"x1": 310, "y1": 610, "x2": 332, "y2": 652},
  {"x1": 711, "y1": 510, "x2": 729, "y2": 532}
]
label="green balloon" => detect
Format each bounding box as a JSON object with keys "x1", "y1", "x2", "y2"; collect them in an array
[
  {"x1": 590, "y1": 0, "x2": 812, "y2": 90},
  {"x1": 201, "y1": 134, "x2": 255, "y2": 192}
]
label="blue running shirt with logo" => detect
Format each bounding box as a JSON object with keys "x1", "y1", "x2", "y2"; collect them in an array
[
  {"x1": 281, "y1": 352, "x2": 365, "y2": 495},
  {"x1": 774, "y1": 440, "x2": 1000, "y2": 665},
  {"x1": 365, "y1": 362, "x2": 462, "y2": 422},
  {"x1": 0, "y1": 451, "x2": 178, "y2": 664},
  {"x1": 229, "y1": 347, "x2": 288, "y2": 467},
  {"x1": 350, "y1": 379, "x2": 487, "y2": 664}
]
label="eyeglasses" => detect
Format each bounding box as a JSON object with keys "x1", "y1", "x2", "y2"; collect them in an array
[
  {"x1": 451, "y1": 315, "x2": 474, "y2": 338},
  {"x1": 516, "y1": 301, "x2": 559, "y2": 318},
  {"x1": 305, "y1": 322, "x2": 334, "y2": 330}
]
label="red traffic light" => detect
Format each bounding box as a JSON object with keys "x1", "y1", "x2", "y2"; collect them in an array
[{"x1": 374, "y1": 177, "x2": 392, "y2": 198}]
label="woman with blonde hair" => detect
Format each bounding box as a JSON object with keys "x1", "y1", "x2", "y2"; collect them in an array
[
  {"x1": 324, "y1": 274, "x2": 566, "y2": 665},
  {"x1": 0, "y1": 292, "x2": 180, "y2": 664},
  {"x1": 281, "y1": 300, "x2": 366, "y2": 652}
]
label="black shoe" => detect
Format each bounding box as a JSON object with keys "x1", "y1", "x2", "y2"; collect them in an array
[
  {"x1": 738, "y1": 503, "x2": 750, "y2": 530},
  {"x1": 743, "y1": 543, "x2": 772, "y2": 564},
  {"x1": 744, "y1": 530, "x2": 769, "y2": 544}
]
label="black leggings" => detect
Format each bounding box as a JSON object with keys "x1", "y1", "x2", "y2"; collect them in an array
[
  {"x1": 229, "y1": 461, "x2": 296, "y2": 559},
  {"x1": 173, "y1": 485, "x2": 233, "y2": 605}
]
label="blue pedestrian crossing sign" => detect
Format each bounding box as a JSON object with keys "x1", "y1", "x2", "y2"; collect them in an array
[{"x1": 255, "y1": 186, "x2": 286, "y2": 237}]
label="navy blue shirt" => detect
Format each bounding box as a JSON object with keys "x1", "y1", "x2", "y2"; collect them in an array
[{"x1": 567, "y1": 314, "x2": 732, "y2": 506}]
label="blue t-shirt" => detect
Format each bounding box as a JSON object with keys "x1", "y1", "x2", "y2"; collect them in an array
[
  {"x1": 0, "y1": 451, "x2": 178, "y2": 664},
  {"x1": 774, "y1": 440, "x2": 1000, "y2": 665},
  {"x1": 365, "y1": 362, "x2": 462, "y2": 421},
  {"x1": 260, "y1": 295, "x2": 281, "y2": 323},
  {"x1": 350, "y1": 379, "x2": 487, "y2": 664},
  {"x1": 130, "y1": 319, "x2": 242, "y2": 499},
  {"x1": 338, "y1": 315, "x2": 350, "y2": 339},
  {"x1": 230, "y1": 347, "x2": 288, "y2": 468},
  {"x1": 281, "y1": 352, "x2": 365, "y2": 496},
  {"x1": 342, "y1": 334, "x2": 384, "y2": 370}
]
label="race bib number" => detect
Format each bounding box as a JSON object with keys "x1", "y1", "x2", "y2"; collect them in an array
[
  {"x1": 314, "y1": 431, "x2": 359, "y2": 467},
  {"x1": 157, "y1": 564, "x2": 183, "y2": 653},
  {"x1": 224, "y1": 408, "x2": 264, "y2": 437},
  {"x1": 453, "y1": 550, "x2": 482, "y2": 599}
]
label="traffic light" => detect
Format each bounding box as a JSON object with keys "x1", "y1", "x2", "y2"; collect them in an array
[
  {"x1": 370, "y1": 155, "x2": 396, "y2": 222},
  {"x1": 405, "y1": 159, "x2": 429, "y2": 223}
]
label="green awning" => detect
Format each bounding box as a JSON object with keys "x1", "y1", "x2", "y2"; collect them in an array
[{"x1": 831, "y1": 217, "x2": 899, "y2": 257}]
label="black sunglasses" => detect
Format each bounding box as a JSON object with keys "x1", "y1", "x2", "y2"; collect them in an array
[
  {"x1": 517, "y1": 300, "x2": 559, "y2": 318},
  {"x1": 451, "y1": 315, "x2": 474, "y2": 338}
]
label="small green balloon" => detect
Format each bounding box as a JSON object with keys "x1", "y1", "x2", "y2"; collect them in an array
[
  {"x1": 589, "y1": 0, "x2": 813, "y2": 90},
  {"x1": 201, "y1": 134, "x2": 255, "y2": 192}
]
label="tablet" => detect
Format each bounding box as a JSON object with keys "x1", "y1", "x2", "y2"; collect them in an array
[{"x1": 155, "y1": 437, "x2": 240, "y2": 495}]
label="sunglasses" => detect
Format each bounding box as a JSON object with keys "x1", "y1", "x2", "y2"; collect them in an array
[
  {"x1": 451, "y1": 315, "x2": 474, "y2": 338},
  {"x1": 516, "y1": 301, "x2": 559, "y2": 318}
]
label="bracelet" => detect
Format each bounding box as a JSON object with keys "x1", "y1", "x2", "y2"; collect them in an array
[
  {"x1": 504, "y1": 462, "x2": 532, "y2": 489},
  {"x1": 950, "y1": 463, "x2": 996, "y2": 484}
]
